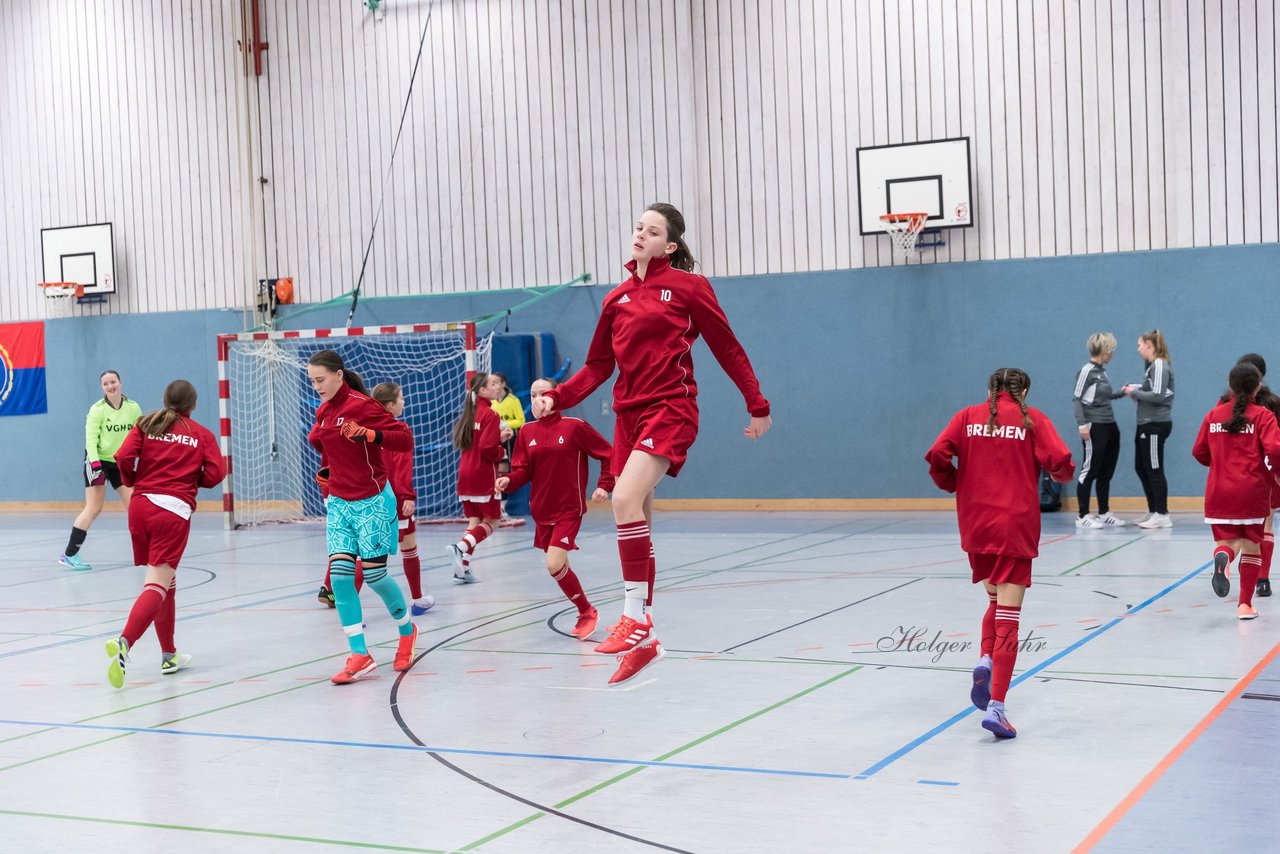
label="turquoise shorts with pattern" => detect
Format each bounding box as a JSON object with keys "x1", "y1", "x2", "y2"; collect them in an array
[{"x1": 326, "y1": 484, "x2": 399, "y2": 558}]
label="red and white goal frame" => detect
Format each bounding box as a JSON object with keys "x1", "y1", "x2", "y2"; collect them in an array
[{"x1": 216, "y1": 321, "x2": 478, "y2": 530}]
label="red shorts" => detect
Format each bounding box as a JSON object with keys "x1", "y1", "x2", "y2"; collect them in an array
[
  {"x1": 534, "y1": 516, "x2": 583, "y2": 552},
  {"x1": 129, "y1": 498, "x2": 192, "y2": 570},
  {"x1": 614, "y1": 398, "x2": 699, "y2": 478},
  {"x1": 969, "y1": 553, "x2": 1033, "y2": 587},
  {"x1": 1211, "y1": 523, "x2": 1265, "y2": 544},
  {"x1": 462, "y1": 498, "x2": 501, "y2": 519}
]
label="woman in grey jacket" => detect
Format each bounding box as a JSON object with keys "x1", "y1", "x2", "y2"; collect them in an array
[
  {"x1": 1073, "y1": 333, "x2": 1127, "y2": 527},
  {"x1": 1122, "y1": 330, "x2": 1174, "y2": 529}
]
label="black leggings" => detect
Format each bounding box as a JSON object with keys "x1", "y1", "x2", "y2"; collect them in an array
[
  {"x1": 1135, "y1": 421, "x2": 1172, "y2": 514},
  {"x1": 1077, "y1": 422, "x2": 1120, "y2": 516}
]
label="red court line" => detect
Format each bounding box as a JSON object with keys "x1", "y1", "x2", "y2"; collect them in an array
[
  {"x1": 523, "y1": 666, "x2": 552, "y2": 671},
  {"x1": 466, "y1": 669, "x2": 497, "y2": 674},
  {"x1": 1072, "y1": 641, "x2": 1280, "y2": 853},
  {"x1": 580, "y1": 663, "x2": 610, "y2": 668}
]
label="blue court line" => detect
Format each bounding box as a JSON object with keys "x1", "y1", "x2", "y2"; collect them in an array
[
  {"x1": 917, "y1": 779, "x2": 960, "y2": 787},
  {"x1": 853, "y1": 559, "x2": 1211, "y2": 780},
  {"x1": 0, "y1": 590, "x2": 311, "y2": 660},
  {"x1": 0, "y1": 717, "x2": 850, "y2": 781}
]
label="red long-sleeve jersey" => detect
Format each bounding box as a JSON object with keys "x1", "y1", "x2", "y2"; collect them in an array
[
  {"x1": 543, "y1": 255, "x2": 770, "y2": 417},
  {"x1": 384, "y1": 440, "x2": 416, "y2": 505},
  {"x1": 457, "y1": 397, "x2": 504, "y2": 497},
  {"x1": 117, "y1": 416, "x2": 225, "y2": 509},
  {"x1": 502, "y1": 412, "x2": 615, "y2": 523},
  {"x1": 925, "y1": 392, "x2": 1075, "y2": 559},
  {"x1": 308, "y1": 383, "x2": 412, "y2": 502},
  {"x1": 1192, "y1": 397, "x2": 1280, "y2": 521}
]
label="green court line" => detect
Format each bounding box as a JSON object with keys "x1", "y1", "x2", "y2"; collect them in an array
[
  {"x1": 1058, "y1": 536, "x2": 1144, "y2": 575},
  {"x1": 458, "y1": 665, "x2": 862, "y2": 851},
  {"x1": 0, "y1": 808, "x2": 444, "y2": 853}
]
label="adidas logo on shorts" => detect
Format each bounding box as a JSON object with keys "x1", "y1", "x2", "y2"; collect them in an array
[
  {"x1": 560, "y1": 536, "x2": 570, "y2": 544},
  {"x1": 641, "y1": 438, "x2": 654, "y2": 448}
]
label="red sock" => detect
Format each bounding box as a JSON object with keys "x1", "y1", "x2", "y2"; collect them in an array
[
  {"x1": 646, "y1": 544, "x2": 656, "y2": 606},
  {"x1": 617, "y1": 521, "x2": 652, "y2": 608},
  {"x1": 990, "y1": 603, "x2": 1022, "y2": 703},
  {"x1": 1261, "y1": 534, "x2": 1274, "y2": 580},
  {"x1": 121, "y1": 583, "x2": 167, "y2": 647},
  {"x1": 155, "y1": 580, "x2": 177, "y2": 653},
  {"x1": 1215, "y1": 544, "x2": 1237, "y2": 570},
  {"x1": 402, "y1": 546, "x2": 422, "y2": 599},
  {"x1": 1239, "y1": 554, "x2": 1262, "y2": 606},
  {"x1": 552, "y1": 563, "x2": 590, "y2": 613},
  {"x1": 326, "y1": 559, "x2": 364, "y2": 593},
  {"x1": 461, "y1": 524, "x2": 492, "y2": 555},
  {"x1": 980, "y1": 592, "x2": 998, "y2": 657}
]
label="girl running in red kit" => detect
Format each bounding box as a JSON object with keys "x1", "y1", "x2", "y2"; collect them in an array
[
  {"x1": 925, "y1": 368, "x2": 1075, "y2": 738},
  {"x1": 534, "y1": 202, "x2": 772, "y2": 685},
  {"x1": 371, "y1": 383, "x2": 434, "y2": 616},
  {"x1": 1193, "y1": 362, "x2": 1280, "y2": 620},
  {"x1": 496, "y1": 378, "x2": 614, "y2": 639},
  {"x1": 308, "y1": 351, "x2": 419, "y2": 685},
  {"x1": 447, "y1": 372, "x2": 507, "y2": 584},
  {"x1": 103, "y1": 380, "x2": 224, "y2": 688}
]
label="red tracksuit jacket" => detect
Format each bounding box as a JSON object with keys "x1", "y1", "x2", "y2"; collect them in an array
[
  {"x1": 502, "y1": 412, "x2": 615, "y2": 523},
  {"x1": 117, "y1": 417, "x2": 225, "y2": 509},
  {"x1": 457, "y1": 397, "x2": 503, "y2": 497},
  {"x1": 544, "y1": 255, "x2": 771, "y2": 417},
  {"x1": 308, "y1": 383, "x2": 412, "y2": 502},
  {"x1": 926, "y1": 392, "x2": 1075, "y2": 559},
  {"x1": 384, "y1": 439, "x2": 415, "y2": 507},
  {"x1": 1192, "y1": 397, "x2": 1280, "y2": 521}
]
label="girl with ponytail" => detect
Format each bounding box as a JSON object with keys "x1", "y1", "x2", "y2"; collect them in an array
[
  {"x1": 446, "y1": 372, "x2": 506, "y2": 583},
  {"x1": 1192, "y1": 362, "x2": 1280, "y2": 620},
  {"x1": 926, "y1": 368, "x2": 1075, "y2": 739},
  {"x1": 533, "y1": 202, "x2": 772, "y2": 686},
  {"x1": 1123, "y1": 329, "x2": 1175, "y2": 528},
  {"x1": 102, "y1": 380, "x2": 225, "y2": 688}
]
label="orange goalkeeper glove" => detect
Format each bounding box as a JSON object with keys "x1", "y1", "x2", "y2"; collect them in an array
[{"x1": 340, "y1": 421, "x2": 379, "y2": 443}]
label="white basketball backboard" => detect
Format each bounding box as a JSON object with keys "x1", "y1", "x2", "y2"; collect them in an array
[
  {"x1": 40, "y1": 223, "x2": 116, "y2": 295},
  {"x1": 856, "y1": 138, "x2": 973, "y2": 235}
]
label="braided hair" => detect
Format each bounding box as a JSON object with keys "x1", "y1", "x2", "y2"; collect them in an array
[
  {"x1": 1224, "y1": 363, "x2": 1262, "y2": 434},
  {"x1": 1218, "y1": 355, "x2": 1280, "y2": 419},
  {"x1": 986, "y1": 368, "x2": 1034, "y2": 431}
]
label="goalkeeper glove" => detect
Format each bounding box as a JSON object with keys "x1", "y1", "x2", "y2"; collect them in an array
[
  {"x1": 340, "y1": 421, "x2": 379, "y2": 443},
  {"x1": 85, "y1": 459, "x2": 106, "y2": 486}
]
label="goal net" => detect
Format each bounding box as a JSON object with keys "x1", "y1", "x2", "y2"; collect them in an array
[{"x1": 217, "y1": 323, "x2": 491, "y2": 529}]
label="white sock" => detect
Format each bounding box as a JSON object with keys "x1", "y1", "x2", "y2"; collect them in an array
[{"x1": 622, "y1": 582, "x2": 646, "y2": 621}]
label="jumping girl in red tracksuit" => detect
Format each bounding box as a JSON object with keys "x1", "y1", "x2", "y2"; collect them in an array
[
  {"x1": 496, "y1": 378, "x2": 615, "y2": 640},
  {"x1": 104, "y1": 380, "x2": 224, "y2": 689},
  {"x1": 1192, "y1": 362, "x2": 1280, "y2": 620},
  {"x1": 536, "y1": 202, "x2": 772, "y2": 685},
  {"x1": 926, "y1": 368, "x2": 1074, "y2": 739},
  {"x1": 371, "y1": 382, "x2": 434, "y2": 617},
  {"x1": 447, "y1": 372, "x2": 508, "y2": 584}
]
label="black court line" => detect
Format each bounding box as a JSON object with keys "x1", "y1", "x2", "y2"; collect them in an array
[
  {"x1": 389, "y1": 596, "x2": 693, "y2": 853},
  {"x1": 1241, "y1": 692, "x2": 1280, "y2": 702},
  {"x1": 717, "y1": 578, "x2": 924, "y2": 654},
  {"x1": 1037, "y1": 675, "x2": 1226, "y2": 694}
]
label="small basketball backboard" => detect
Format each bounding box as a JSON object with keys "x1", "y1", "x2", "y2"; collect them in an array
[
  {"x1": 40, "y1": 223, "x2": 116, "y2": 296},
  {"x1": 856, "y1": 138, "x2": 973, "y2": 236}
]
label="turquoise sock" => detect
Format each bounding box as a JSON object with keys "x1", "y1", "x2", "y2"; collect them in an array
[
  {"x1": 364, "y1": 562, "x2": 413, "y2": 637},
  {"x1": 330, "y1": 558, "x2": 367, "y2": 655}
]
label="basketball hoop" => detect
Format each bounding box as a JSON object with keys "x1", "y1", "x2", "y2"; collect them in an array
[
  {"x1": 880, "y1": 212, "x2": 930, "y2": 260},
  {"x1": 37, "y1": 282, "x2": 85, "y2": 318}
]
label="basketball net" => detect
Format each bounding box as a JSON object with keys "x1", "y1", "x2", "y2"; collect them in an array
[
  {"x1": 37, "y1": 282, "x2": 84, "y2": 318},
  {"x1": 880, "y1": 213, "x2": 929, "y2": 260}
]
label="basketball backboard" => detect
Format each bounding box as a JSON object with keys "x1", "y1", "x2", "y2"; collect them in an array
[
  {"x1": 856, "y1": 138, "x2": 973, "y2": 236},
  {"x1": 40, "y1": 223, "x2": 116, "y2": 296}
]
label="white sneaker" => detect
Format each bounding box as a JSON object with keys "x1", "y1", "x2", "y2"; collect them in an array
[
  {"x1": 446, "y1": 543, "x2": 466, "y2": 573},
  {"x1": 1137, "y1": 513, "x2": 1173, "y2": 529},
  {"x1": 1097, "y1": 512, "x2": 1127, "y2": 527},
  {"x1": 1076, "y1": 514, "x2": 1103, "y2": 528},
  {"x1": 453, "y1": 569, "x2": 479, "y2": 584},
  {"x1": 1133, "y1": 512, "x2": 1152, "y2": 525},
  {"x1": 161, "y1": 652, "x2": 192, "y2": 675}
]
